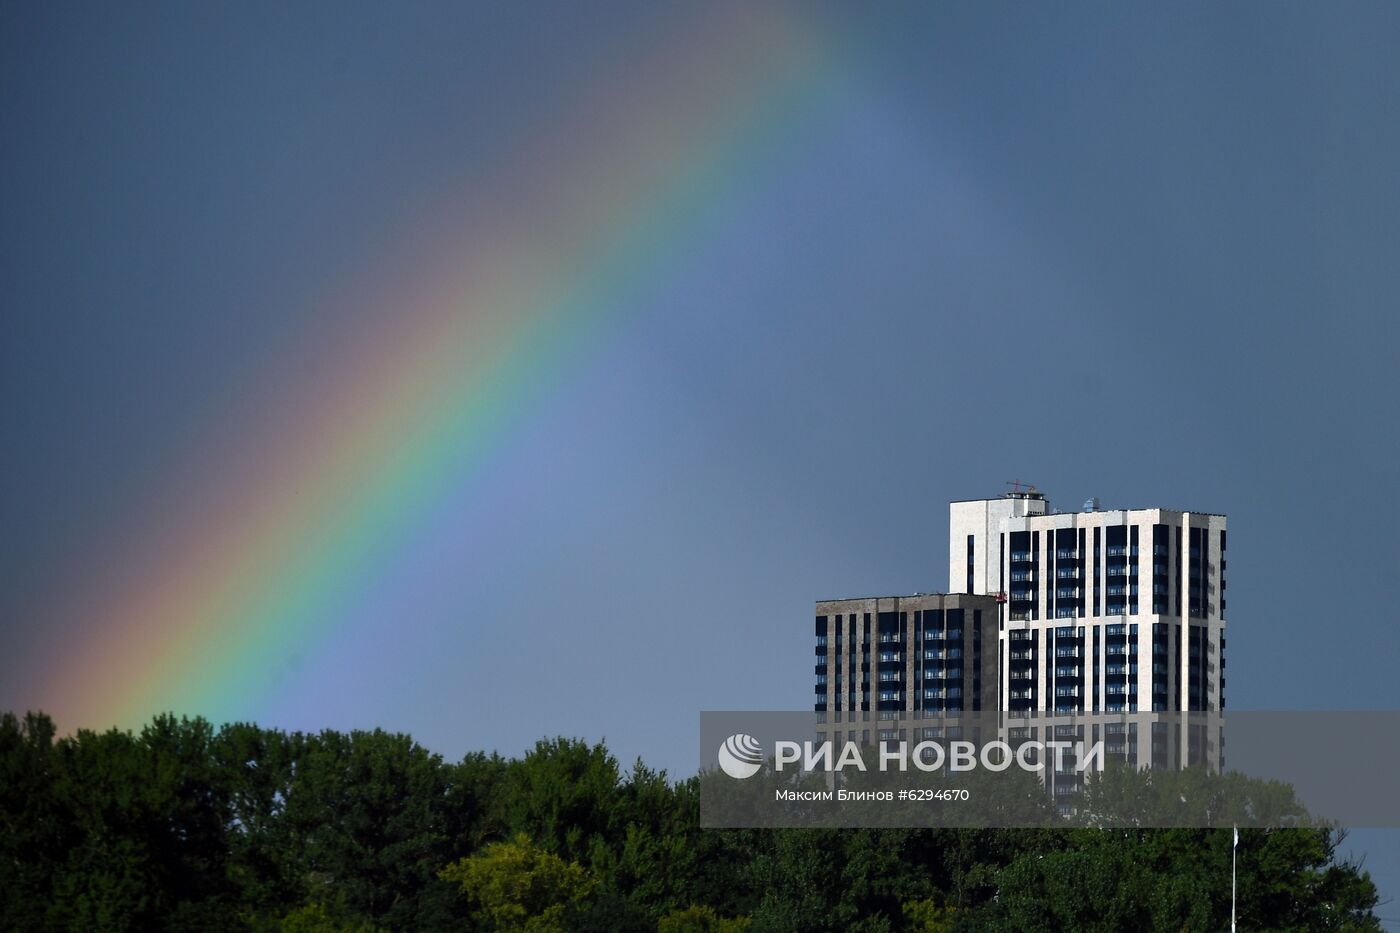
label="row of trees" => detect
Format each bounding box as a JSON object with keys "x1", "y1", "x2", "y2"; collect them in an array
[{"x1": 0, "y1": 711, "x2": 1381, "y2": 931}]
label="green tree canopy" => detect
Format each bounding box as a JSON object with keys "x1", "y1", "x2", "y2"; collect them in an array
[
  {"x1": 440, "y1": 832, "x2": 595, "y2": 932},
  {"x1": 0, "y1": 711, "x2": 1382, "y2": 932}
]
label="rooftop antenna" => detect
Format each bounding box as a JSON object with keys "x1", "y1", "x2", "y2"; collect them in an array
[{"x1": 1005, "y1": 479, "x2": 1038, "y2": 495}]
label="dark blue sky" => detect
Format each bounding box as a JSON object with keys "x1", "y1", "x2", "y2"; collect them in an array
[{"x1": 3, "y1": 1, "x2": 1398, "y2": 920}]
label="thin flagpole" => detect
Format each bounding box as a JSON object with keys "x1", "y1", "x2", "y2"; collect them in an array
[{"x1": 1232, "y1": 825, "x2": 1238, "y2": 932}]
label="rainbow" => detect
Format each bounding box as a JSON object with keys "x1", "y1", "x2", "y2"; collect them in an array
[{"x1": 40, "y1": 5, "x2": 830, "y2": 730}]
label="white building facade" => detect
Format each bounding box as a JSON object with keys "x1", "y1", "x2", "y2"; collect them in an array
[
  {"x1": 949, "y1": 491, "x2": 1227, "y2": 718},
  {"x1": 812, "y1": 489, "x2": 1227, "y2": 795}
]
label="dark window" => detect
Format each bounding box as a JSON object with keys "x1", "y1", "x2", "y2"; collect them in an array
[
  {"x1": 967, "y1": 534, "x2": 975, "y2": 594},
  {"x1": 1152, "y1": 524, "x2": 1170, "y2": 614},
  {"x1": 1105, "y1": 525, "x2": 1128, "y2": 614},
  {"x1": 1078, "y1": 528, "x2": 1087, "y2": 617},
  {"x1": 1129, "y1": 526, "x2": 1140, "y2": 614},
  {"x1": 1175, "y1": 525, "x2": 1183, "y2": 616},
  {"x1": 999, "y1": 532, "x2": 1005, "y2": 597},
  {"x1": 1093, "y1": 526, "x2": 1101, "y2": 617},
  {"x1": 1219, "y1": 529, "x2": 1227, "y2": 620},
  {"x1": 1007, "y1": 531, "x2": 1036, "y2": 621},
  {"x1": 1033, "y1": 532, "x2": 1041, "y2": 620},
  {"x1": 1188, "y1": 527, "x2": 1205, "y2": 618}
]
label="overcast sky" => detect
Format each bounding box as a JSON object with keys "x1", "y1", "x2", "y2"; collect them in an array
[{"x1": 3, "y1": 2, "x2": 1398, "y2": 921}]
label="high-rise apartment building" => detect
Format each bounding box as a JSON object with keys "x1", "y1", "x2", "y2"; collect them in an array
[
  {"x1": 812, "y1": 488, "x2": 1227, "y2": 782},
  {"x1": 814, "y1": 594, "x2": 998, "y2": 743},
  {"x1": 949, "y1": 489, "x2": 1227, "y2": 715}
]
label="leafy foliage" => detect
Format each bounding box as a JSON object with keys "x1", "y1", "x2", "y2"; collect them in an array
[
  {"x1": 440, "y1": 833, "x2": 594, "y2": 932},
  {"x1": 0, "y1": 711, "x2": 1382, "y2": 932},
  {"x1": 657, "y1": 905, "x2": 752, "y2": 932},
  {"x1": 978, "y1": 827, "x2": 1381, "y2": 931}
]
